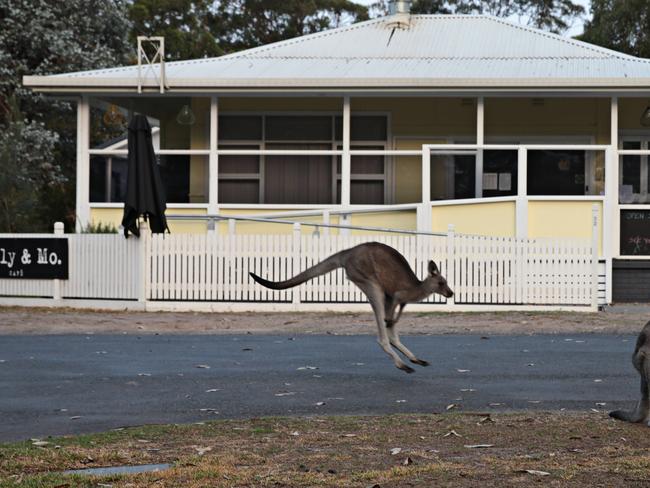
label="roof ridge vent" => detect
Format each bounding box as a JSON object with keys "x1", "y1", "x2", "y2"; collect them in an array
[
  {"x1": 386, "y1": 1, "x2": 411, "y2": 28},
  {"x1": 388, "y1": 0, "x2": 411, "y2": 15}
]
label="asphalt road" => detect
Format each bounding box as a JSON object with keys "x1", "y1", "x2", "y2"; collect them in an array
[{"x1": 0, "y1": 334, "x2": 640, "y2": 442}]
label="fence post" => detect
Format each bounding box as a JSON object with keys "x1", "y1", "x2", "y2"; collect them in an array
[
  {"x1": 591, "y1": 204, "x2": 599, "y2": 311},
  {"x1": 292, "y1": 223, "x2": 301, "y2": 305},
  {"x1": 446, "y1": 224, "x2": 456, "y2": 306},
  {"x1": 138, "y1": 220, "x2": 150, "y2": 303},
  {"x1": 228, "y1": 218, "x2": 236, "y2": 235},
  {"x1": 340, "y1": 213, "x2": 351, "y2": 236},
  {"x1": 322, "y1": 210, "x2": 330, "y2": 237},
  {"x1": 207, "y1": 217, "x2": 216, "y2": 235},
  {"x1": 53, "y1": 222, "x2": 64, "y2": 301}
]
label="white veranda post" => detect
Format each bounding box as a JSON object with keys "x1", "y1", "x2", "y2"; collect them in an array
[
  {"x1": 76, "y1": 96, "x2": 90, "y2": 232},
  {"x1": 475, "y1": 96, "x2": 484, "y2": 198},
  {"x1": 340, "y1": 96, "x2": 352, "y2": 234}
]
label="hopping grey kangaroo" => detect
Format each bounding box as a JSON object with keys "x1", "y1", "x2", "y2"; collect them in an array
[
  {"x1": 610, "y1": 321, "x2": 650, "y2": 425},
  {"x1": 249, "y1": 242, "x2": 454, "y2": 373}
]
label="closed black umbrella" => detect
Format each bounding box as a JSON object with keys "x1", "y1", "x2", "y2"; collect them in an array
[{"x1": 121, "y1": 115, "x2": 169, "y2": 237}]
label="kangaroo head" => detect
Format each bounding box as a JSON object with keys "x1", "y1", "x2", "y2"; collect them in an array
[{"x1": 424, "y1": 260, "x2": 454, "y2": 298}]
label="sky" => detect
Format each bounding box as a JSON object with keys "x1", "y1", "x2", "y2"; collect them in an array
[{"x1": 354, "y1": 0, "x2": 592, "y2": 37}]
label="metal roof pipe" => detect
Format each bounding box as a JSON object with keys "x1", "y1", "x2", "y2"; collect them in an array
[{"x1": 389, "y1": 0, "x2": 412, "y2": 15}]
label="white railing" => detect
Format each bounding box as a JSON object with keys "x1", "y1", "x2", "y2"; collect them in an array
[{"x1": 146, "y1": 228, "x2": 595, "y2": 308}]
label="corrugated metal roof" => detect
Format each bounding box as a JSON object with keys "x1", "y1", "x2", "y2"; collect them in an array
[{"x1": 23, "y1": 14, "x2": 650, "y2": 91}]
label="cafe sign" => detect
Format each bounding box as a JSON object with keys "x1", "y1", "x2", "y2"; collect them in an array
[{"x1": 0, "y1": 238, "x2": 68, "y2": 279}]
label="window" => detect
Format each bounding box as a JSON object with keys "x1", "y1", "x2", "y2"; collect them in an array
[
  {"x1": 528, "y1": 150, "x2": 586, "y2": 196},
  {"x1": 89, "y1": 156, "x2": 128, "y2": 203},
  {"x1": 619, "y1": 139, "x2": 650, "y2": 204},
  {"x1": 218, "y1": 145, "x2": 261, "y2": 204},
  {"x1": 266, "y1": 116, "x2": 332, "y2": 141},
  {"x1": 266, "y1": 144, "x2": 334, "y2": 204},
  {"x1": 217, "y1": 114, "x2": 388, "y2": 205},
  {"x1": 336, "y1": 146, "x2": 387, "y2": 204}
]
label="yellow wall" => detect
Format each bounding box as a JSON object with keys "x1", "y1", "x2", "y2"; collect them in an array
[
  {"x1": 620, "y1": 98, "x2": 650, "y2": 131},
  {"x1": 349, "y1": 211, "x2": 417, "y2": 236},
  {"x1": 528, "y1": 201, "x2": 603, "y2": 254},
  {"x1": 90, "y1": 207, "x2": 208, "y2": 234},
  {"x1": 431, "y1": 201, "x2": 516, "y2": 237},
  {"x1": 485, "y1": 98, "x2": 610, "y2": 141},
  {"x1": 216, "y1": 209, "x2": 341, "y2": 235}
]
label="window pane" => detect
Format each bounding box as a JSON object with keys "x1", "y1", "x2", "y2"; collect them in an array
[
  {"x1": 352, "y1": 181, "x2": 384, "y2": 204},
  {"x1": 219, "y1": 116, "x2": 262, "y2": 141},
  {"x1": 158, "y1": 155, "x2": 209, "y2": 203},
  {"x1": 483, "y1": 150, "x2": 517, "y2": 197},
  {"x1": 620, "y1": 141, "x2": 642, "y2": 203},
  {"x1": 89, "y1": 97, "x2": 210, "y2": 150},
  {"x1": 218, "y1": 145, "x2": 260, "y2": 174},
  {"x1": 264, "y1": 144, "x2": 333, "y2": 204},
  {"x1": 431, "y1": 154, "x2": 475, "y2": 200},
  {"x1": 266, "y1": 116, "x2": 332, "y2": 141},
  {"x1": 336, "y1": 146, "x2": 385, "y2": 174},
  {"x1": 335, "y1": 116, "x2": 388, "y2": 141},
  {"x1": 527, "y1": 150, "x2": 585, "y2": 196},
  {"x1": 219, "y1": 180, "x2": 260, "y2": 204},
  {"x1": 89, "y1": 156, "x2": 128, "y2": 203},
  {"x1": 620, "y1": 210, "x2": 650, "y2": 255}
]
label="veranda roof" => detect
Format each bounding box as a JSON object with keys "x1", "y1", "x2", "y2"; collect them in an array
[{"x1": 23, "y1": 14, "x2": 650, "y2": 93}]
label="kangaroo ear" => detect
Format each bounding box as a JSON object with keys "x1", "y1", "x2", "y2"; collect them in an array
[{"x1": 428, "y1": 260, "x2": 439, "y2": 275}]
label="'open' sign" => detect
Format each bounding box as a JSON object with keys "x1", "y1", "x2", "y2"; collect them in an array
[{"x1": 0, "y1": 238, "x2": 68, "y2": 279}]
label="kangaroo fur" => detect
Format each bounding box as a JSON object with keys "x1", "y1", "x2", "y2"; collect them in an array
[{"x1": 250, "y1": 242, "x2": 453, "y2": 373}]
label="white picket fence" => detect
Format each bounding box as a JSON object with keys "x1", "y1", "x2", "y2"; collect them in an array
[{"x1": 0, "y1": 226, "x2": 598, "y2": 311}]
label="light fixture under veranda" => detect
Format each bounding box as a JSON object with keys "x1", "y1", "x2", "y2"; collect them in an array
[{"x1": 641, "y1": 103, "x2": 650, "y2": 127}]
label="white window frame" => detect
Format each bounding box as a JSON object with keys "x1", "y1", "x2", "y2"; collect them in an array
[
  {"x1": 619, "y1": 135, "x2": 650, "y2": 204},
  {"x1": 218, "y1": 111, "x2": 391, "y2": 206}
]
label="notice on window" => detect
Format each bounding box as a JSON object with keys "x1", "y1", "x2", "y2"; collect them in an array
[
  {"x1": 498, "y1": 173, "x2": 512, "y2": 191},
  {"x1": 620, "y1": 211, "x2": 650, "y2": 256},
  {"x1": 0, "y1": 238, "x2": 68, "y2": 279},
  {"x1": 483, "y1": 173, "x2": 498, "y2": 191}
]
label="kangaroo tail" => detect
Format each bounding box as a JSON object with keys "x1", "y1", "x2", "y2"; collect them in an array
[{"x1": 250, "y1": 251, "x2": 347, "y2": 290}]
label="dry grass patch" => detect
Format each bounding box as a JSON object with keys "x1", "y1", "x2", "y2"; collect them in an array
[{"x1": 2, "y1": 412, "x2": 650, "y2": 487}]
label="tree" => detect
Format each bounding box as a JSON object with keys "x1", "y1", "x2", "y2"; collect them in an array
[
  {"x1": 370, "y1": 0, "x2": 585, "y2": 34},
  {"x1": 580, "y1": 0, "x2": 650, "y2": 58},
  {"x1": 212, "y1": 0, "x2": 369, "y2": 53},
  {"x1": 0, "y1": 100, "x2": 63, "y2": 232},
  {"x1": 0, "y1": 0, "x2": 132, "y2": 231},
  {"x1": 128, "y1": 0, "x2": 223, "y2": 61}
]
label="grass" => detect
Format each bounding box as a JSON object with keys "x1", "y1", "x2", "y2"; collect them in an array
[{"x1": 2, "y1": 412, "x2": 650, "y2": 487}]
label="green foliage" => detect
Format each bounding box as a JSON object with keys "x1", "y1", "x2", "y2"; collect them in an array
[
  {"x1": 371, "y1": 0, "x2": 585, "y2": 33},
  {"x1": 128, "y1": 0, "x2": 223, "y2": 61},
  {"x1": 0, "y1": 100, "x2": 63, "y2": 233},
  {"x1": 212, "y1": 0, "x2": 370, "y2": 53},
  {"x1": 81, "y1": 222, "x2": 119, "y2": 234},
  {"x1": 0, "y1": 0, "x2": 132, "y2": 232},
  {"x1": 580, "y1": 0, "x2": 650, "y2": 58}
]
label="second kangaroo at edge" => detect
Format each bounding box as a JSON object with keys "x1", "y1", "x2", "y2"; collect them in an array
[{"x1": 249, "y1": 242, "x2": 454, "y2": 373}]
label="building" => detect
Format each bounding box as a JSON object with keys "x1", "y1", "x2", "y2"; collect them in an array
[{"x1": 23, "y1": 2, "x2": 650, "y2": 303}]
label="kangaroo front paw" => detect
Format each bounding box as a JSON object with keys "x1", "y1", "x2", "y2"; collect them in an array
[
  {"x1": 410, "y1": 358, "x2": 430, "y2": 367},
  {"x1": 397, "y1": 363, "x2": 415, "y2": 374}
]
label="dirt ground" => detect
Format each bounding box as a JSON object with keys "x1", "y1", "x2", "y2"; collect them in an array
[
  {"x1": 3, "y1": 413, "x2": 650, "y2": 487},
  {"x1": 0, "y1": 304, "x2": 649, "y2": 336}
]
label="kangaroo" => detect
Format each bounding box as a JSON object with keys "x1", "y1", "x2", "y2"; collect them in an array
[
  {"x1": 249, "y1": 242, "x2": 454, "y2": 373},
  {"x1": 610, "y1": 320, "x2": 650, "y2": 425}
]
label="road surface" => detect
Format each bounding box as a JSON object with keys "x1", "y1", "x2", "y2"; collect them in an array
[{"x1": 0, "y1": 334, "x2": 639, "y2": 441}]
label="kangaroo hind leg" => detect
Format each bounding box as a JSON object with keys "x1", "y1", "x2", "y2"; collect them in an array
[
  {"x1": 610, "y1": 352, "x2": 650, "y2": 423},
  {"x1": 386, "y1": 315, "x2": 429, "y2": 367},
  {"x1": 356, "y1": 281, "x2": 414, "y2": 374}
]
